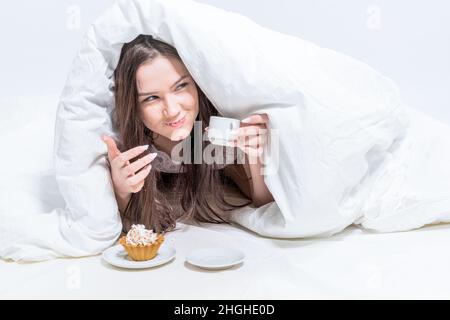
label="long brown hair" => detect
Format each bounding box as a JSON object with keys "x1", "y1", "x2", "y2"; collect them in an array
[{"x1": 113, "y1": 34, "x2": 251, "y2": 233}]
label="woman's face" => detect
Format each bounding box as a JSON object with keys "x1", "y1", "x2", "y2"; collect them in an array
[{"x1": 136, "y1": 55, "x2": 199, "y2": 142}]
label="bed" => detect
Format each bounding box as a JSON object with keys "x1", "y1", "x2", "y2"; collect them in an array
[{"x1": 1, "y1": 95, "x2": 450, "y2": 299}]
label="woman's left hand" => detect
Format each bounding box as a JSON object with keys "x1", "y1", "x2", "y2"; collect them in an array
[{"x1": 229, "y1": 113, "x2": 269, "y2": 161}]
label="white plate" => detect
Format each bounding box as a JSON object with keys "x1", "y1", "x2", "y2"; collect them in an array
[
  {"x1": 186, "y1": 247, "x2": 245, "y2": 270},
  {"x1": 102, "y1": 244, "x2": 176, "y2": 269}
]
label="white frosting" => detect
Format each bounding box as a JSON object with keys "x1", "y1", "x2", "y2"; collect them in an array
[{"x1": 126, "y1": 224, "x2": 158, "y2": 246}]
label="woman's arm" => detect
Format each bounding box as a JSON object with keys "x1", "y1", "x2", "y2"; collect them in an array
[
  {"x1": 115, "y1": 191, "x2": 132, "y2": 215},
  {"x1": 224, "y1": 161, "x2": 273, "y2": 207},
  {"x1": 244, "y1": 154, "x2": 274, "y2": 207},
  {"x1": 226, "y1": 113, "x2": 274, "y2": 207}
]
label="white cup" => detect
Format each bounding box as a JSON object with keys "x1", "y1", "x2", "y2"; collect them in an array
[{"x1": 207, "y1": 116, "x2": 241, "y2": 146}]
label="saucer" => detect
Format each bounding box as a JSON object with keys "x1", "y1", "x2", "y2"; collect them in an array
[
  {"x1": 102, "y1": 244, "x2": 176, "y2": 269},
  {"x1": 186, "y1": 247, "x2": 245, "y2": 270}
]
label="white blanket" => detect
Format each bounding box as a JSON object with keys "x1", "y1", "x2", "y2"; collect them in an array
[{"x1": 2, "y1": 0, "x2": 450, "y2": 262}]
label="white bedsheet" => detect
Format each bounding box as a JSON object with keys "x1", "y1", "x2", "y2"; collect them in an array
[{"x1": 2, "y1": 221, "x2": 450, "y2": 299}]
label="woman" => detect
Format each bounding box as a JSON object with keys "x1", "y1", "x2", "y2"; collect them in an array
[{"x1": 102, "y1": 35, "x2": 274, "y2": 234}]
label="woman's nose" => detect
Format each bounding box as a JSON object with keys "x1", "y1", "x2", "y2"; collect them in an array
[{"x1": 163, "y1": 97, "x2": 181, "y2": 117}]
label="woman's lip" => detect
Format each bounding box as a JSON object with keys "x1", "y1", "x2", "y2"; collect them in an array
[{"x1": 166, "y1": 115, "x2": 186, "y2": 127}]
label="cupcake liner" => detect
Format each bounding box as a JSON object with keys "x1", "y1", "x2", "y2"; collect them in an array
[{"x1": 119, "y1": 234, "x2": 165, "y2": 261}]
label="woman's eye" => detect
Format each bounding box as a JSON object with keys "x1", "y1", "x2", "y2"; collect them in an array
[
  {"x1": 176, "y1": 82, "x2": 188, "y2": 90},
  {"x1": 144, "y1": 96, "x2": 158, "y2": 103},
  {"x1": 142, "y1": 83, "x2": 188, "y2": 103}
]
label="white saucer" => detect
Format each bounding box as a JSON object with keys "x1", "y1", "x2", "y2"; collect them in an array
[
  {"x1": 186, "y1": 247, "x2": 245, "y2": 270},
  {"x1": 102, "y1": 244, "x2": 176, "y2": 269}
]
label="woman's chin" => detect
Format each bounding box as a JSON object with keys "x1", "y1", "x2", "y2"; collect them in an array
[
  {"x1": 168, "y1": 126, "x2": 191, "y2": 141},
  {"x1": 170, "y1": 135, "x2": 185, "y2": 142}
]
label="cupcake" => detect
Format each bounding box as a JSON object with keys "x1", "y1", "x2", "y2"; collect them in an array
[{"x1": 119, "y1": 224, "x2": 164, "y2": 261}]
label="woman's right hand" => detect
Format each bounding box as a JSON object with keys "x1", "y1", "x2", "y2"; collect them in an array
[{"x1": 101, "y1": 135, "x2": 157, "y2": 197}]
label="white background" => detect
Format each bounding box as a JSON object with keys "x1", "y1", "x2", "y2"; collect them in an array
[{"x1": 1, "y1": 0, "x2": 449, "y2": 122}]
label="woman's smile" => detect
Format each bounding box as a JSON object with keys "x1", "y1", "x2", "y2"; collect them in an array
[{"x1": 166, "y1": 114, "x2": 186, "y2": 128}]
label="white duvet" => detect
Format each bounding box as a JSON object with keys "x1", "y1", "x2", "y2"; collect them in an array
[{"x1": 1, "y1": 0, "x2": 450, "y2": 262}]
